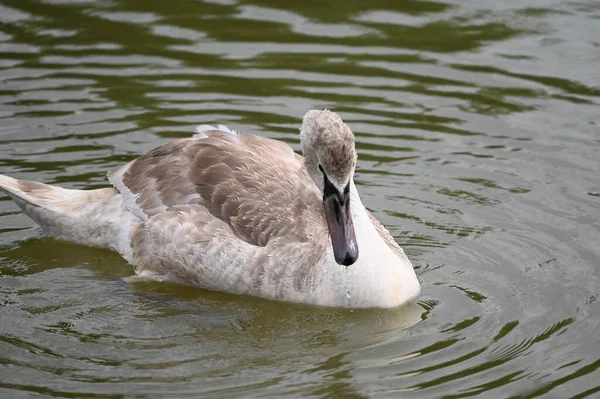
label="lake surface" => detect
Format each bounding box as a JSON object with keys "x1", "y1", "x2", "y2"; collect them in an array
[{"x1": 0, "y1": 0, "x2": 599, "y2": 397}]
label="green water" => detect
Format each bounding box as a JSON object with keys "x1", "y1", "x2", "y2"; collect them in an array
[{"x1": 0, "y1": 0, "x2": 599, "y2": 398}]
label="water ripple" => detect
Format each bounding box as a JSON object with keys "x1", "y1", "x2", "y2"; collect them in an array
[{"x1": 0, "y1": 0, "x2": 599, "y2": 398}]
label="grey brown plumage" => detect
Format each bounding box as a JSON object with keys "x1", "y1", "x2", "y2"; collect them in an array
[
  {"x1": 0, "y1": 110, "x2": 421, "y2": 308},
  {"x1": 109, "y1": 131, "x2": 327, "y2": 248}
]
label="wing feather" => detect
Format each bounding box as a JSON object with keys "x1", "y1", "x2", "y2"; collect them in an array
[{"x1": 108, "y1": 129, "x2": 325, "y2": 246}]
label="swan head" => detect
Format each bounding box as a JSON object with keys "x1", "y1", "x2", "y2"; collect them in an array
[{"x1": 300, "y1": 109, "x2": 358, "y2": 266}]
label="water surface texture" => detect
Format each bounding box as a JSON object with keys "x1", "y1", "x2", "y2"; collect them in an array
[{"x1": 1, "y1": 0, "x2": 599, "y2": 398}]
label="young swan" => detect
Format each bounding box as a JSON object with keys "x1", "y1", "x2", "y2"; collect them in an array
[{"x1": 0, "y1": 110, "x2": 421, "y2": 308}]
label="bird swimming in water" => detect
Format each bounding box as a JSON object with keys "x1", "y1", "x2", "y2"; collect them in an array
[{"x1": 0, "y1": 110, "x2": 421, "y2": 308}]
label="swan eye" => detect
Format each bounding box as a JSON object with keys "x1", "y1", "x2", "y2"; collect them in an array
[{"x1": 318, "y1": 164, "x2": 324, "y2": 174}]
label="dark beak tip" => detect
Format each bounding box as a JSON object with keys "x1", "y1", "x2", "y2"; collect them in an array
[{"x1": 336, "y1": 251, "x2": 358, "y2": 267}]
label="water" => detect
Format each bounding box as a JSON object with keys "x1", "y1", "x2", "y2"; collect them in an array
[{"x1": 0, "y1": 0, "x2": 599, "y2": 397}]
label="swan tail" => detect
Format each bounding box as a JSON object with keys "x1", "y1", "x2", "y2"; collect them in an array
[{"x1": 0, "y1": 174, "x2": 140, "y2": 261}]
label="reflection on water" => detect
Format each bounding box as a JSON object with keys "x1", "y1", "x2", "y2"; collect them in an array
[{"x1": 1, "y1": 0, "x2": 599, "y2": 397}]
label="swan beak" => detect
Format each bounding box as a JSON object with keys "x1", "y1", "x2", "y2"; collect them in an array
[{"x1": 323, "y1": 181, "x2": 359, "y2": 266}]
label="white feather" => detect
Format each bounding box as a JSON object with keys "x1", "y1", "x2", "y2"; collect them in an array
[
  {"x1": 217, "y1": 124, "x2": 237, "y2": 135},
  {"x1": 107, "y1": 161, "x2": 148, "y2": 221},
  {"x1": 194, "y1": 124, "x2": 237, "y2": 138}
]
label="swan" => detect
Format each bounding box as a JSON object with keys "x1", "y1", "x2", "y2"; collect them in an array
[{"x1": 0, "y1": 110, "x2": 421, "y2": 308}]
